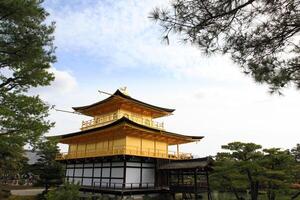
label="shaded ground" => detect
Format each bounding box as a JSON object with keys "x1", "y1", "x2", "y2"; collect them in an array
[{"x1": 8, "y1": 196, "x2": 37, "y2": 200}]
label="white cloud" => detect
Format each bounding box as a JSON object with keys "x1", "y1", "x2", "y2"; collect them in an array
[
  {"x1": 47, "y1": 0, "x2": 244, "y2": 82},
  {"x1": 48, "y1": 67, "x2": 77, "y2": 93},
  {"x1": 29, "y1": 67, "x2": 77, "y2": 97},
  {"x1": 43, "y1": 1, "x2": 300, "y2": 156}
]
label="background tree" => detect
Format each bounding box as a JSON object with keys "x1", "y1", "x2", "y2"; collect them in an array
[
  {"x1": 151, "y1": 0, "x2": 300, "y2": 93},
  {"x1": 0, "y1": 136, "x2": 26, "y2": 183},
  {"x1": 291, "y1": 144, "x2": 300, "y2": 162},
  {"x1": 212, "y1": 142, "x2": 263, "y2": 200},
  {"x1": 211, "y1": 142, "x2": 297, "y2": 200},
  {"x1": 211, "y1": 152, "x2": 249, "y2": 200},
  {"x1": 34, "y1": 139, "x2": 64, "y2": 192},
  {"x1": 0, "y1": 0, "x2": 55, "y2": 180},
  {"x1": 260, "y1": 148, "x2": 295, "y2": 200},
  {"x1": 290, "y1": 144, "x2": 300, "y2": 199}
]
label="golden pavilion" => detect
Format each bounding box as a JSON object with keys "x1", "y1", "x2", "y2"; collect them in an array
[{"x1": 55, "y1": 88, "x2": 212, "y2": 199}]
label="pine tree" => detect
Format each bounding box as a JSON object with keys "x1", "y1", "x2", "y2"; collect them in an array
[
  {"x1": 34, "y1": 139, "x2": 64, "y2": 192},
  {"x1": 211, "y1": 142, "x2": 297, "y2": 200},
  {"x1": 151, "y1": 0, "x2": 300, "y2": 93},
  {"x1": 0, "y1": 0, "x2": 55, "y2": 179}
]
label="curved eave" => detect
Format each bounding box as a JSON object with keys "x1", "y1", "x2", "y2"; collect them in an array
[
  {"x1": 72, "y1": 90, "x2": 175, "y2": 116},
  {"x1": 51, "y1": 117, "x2": 203, "y2": 143},
  {"x1": 158, "y1": 157, "x2": 213, "y2": 170}
]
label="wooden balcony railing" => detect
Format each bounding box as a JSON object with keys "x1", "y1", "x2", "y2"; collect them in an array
[
  {"x1": 91, "y1": 181, "x2": 155, "y2": 190},
  {"x1": 56, "y1": 145, "x2": 192, "y2": 160},
  {"x1": 81, "y1": 112, "x2": 164, "y2": 131}
]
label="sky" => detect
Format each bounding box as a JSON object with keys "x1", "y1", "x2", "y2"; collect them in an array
[{"x1": 40, "y1": 0, "x2": 300, "y2": 157}]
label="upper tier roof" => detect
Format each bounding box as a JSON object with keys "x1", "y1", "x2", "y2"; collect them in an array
[
  {"x1": 52, "y1": 117, "x2": 204, "y2": 145},
  {"x1": 72, "y1": 89, "x2": 175, "y2": 118}
]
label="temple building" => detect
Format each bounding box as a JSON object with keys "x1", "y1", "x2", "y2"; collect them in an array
[{"x1": 55, "y1": 88, "x2": 212, "y2": 199}]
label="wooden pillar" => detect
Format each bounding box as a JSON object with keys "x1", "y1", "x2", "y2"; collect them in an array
[
  {"x1": 154, "y1": 139, "x2": 156, "y2": 156},
  {"x1": 64, "y1": 162, "x2": 68, "y2": 182},
  {"x1": 123, "y1": 159, "x2": 126, "y2": 189},
  {"x1": 140, "y1": 137, "x2": 143, "y2": 155},
  {"x1": 140, "y1": 159, "x2": 143, "y2": 188},
  {"x1": 100, "y1": 160, "x2": 103, "y2": 188},
  {"x1": 194, "y1": 169, "x2": 197, "y2": 190},
  {"x1": 109, "y1": 160, "x2": 112, "y2": 187},
  {"x1": 176, "y1": 144, "x2": 179, "y2": 158},
  {"x1": 181, "y1": 170, "x2": 184, "y2": 184},
  {"x1": 72, "y1": 161, "x2": 76, "y2": 183},
  {"x1": 167, "y1": 170, "x2": 170, "y2": 187},
  {"x1": 166, "y1": 143, "x2": 168, "y2": 158},
  {"x1": 81, "y1": 160, "x2": 85, "y2": 186},
  {"x1": 75, "y1": 144, "x2": 78, "y2": 158},
  {"x1": 206, "y1": 170, "x2": 212, "y2": 200},
  {"x1": 91, "y1": 160, "x2": 95, "y2": 188},
  {"x1": 194, "y1": 169, "x2": 198, "y2": 199}
]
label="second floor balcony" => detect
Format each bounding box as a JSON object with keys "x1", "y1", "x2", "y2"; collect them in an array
[
  {"x1": 81, "y1": 112, "x2": 164, "y2": 131},
  {"x1": 56, "y1": 145, "x2": 192, "y2": 160}
]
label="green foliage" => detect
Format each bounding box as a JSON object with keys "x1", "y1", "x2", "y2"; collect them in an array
[
  {"x1": 151, "y1": 0, "x2": 300, "y2": 93},
  {"x1": 0, "y1": 135, "x2": 27, "y2": 181},
  {"x1": 0, "y1": 0, "x2": 55, "y2": 93},
  {"x1": 34, "y1": 139, "x2": 64, "y2": 191},
  {"x1": 211, "y1": 142, "x2": 297, "y2": 200},
  {"x1": 260, "y1": 148, "x2": 295, "y2": 200},
  {"x1": 290, "y1": 144, "x2": 300, "y2": 199},
  {"x1": 0, "y1": 0, "x2": 55, "y2": 179},
  {"x1": 291, "y1": 144, "x2": 300, "y2": 162},
  {"x1": 0, "y1": 93, "x2": 54, "y2": 146},
  {"x1": 45, "y1": 182, "x2": 80, "y2": 200},
  {"x1": 211, "y1": 142, "x2": 263, "y2": 200}
]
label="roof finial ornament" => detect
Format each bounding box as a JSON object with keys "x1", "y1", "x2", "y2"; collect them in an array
[{"x1": 119, "y1": 86, "x2": 129, "y2": 96}]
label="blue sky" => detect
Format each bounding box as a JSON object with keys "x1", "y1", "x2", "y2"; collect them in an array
[{"x1": 41, "y1": 0, "x2": 300, "y2": 156}]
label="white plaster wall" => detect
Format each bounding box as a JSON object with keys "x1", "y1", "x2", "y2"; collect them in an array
[
  {"x1": 74, "y1": 168, "x2": 83, "y2": 176},
  {"x1": 126, "y1": 168, "x2": 140, "y2": 188},
  {"x1": 141, "y1": 168, "x2": 155, "y2": 186},
  {"x1": 82, "y1": 178, "x2": 92, "y2": 186},
  {"x1": 101, "y1": 178, "x2": 110, "y2": 187},
  {"x1": 93, "y1": 168, "x2": 101, "y2": 178},
  {"x1": 127, "y1": 162, "x2": 141, "y2": 167},
  {"x1": 112, "y1": 162, "x2": 124, "y2": 167},
  {"x1": 66, "y1": 168, "x2": 74, "y2": 176},
  {"x1": 103, "y1": 163, "x2": 110, "y2": 167},
  {"x1": 93, "y1": 178, "x2": 101, "y2": 186},
  {"x1": 102, "y1": 168, "x2": 110, "y2": 177},
  {"x1": 110, "y1": 178, "x2": 123, "y2": 188},
  {"x1": 85, "y1": 163, "x2": 93, "y2": 167},
  {"x1": 75, "y1": 163, "x2": 83, "y2": 168},
  {"x1": 94, "y1": 163, "x2": 101, "y2": 167},
  {"x1": 142, "y1": 163, "x2": 154, "y2": 167},
  {"x1": 111, "y1": 168, "x2": 123, "y2": 178},
  {"x1": 83, "y1": 168, "x2": 93, "y2": 177},
  {"x1": 67, "y1": 164, "x2": 74, "y2": 168}
]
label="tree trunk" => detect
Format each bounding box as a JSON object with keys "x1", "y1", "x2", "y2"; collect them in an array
[
  {"x1": 231, "y1": 187, "x2": 242, "y2": 200},
  {"x1": 249, "y1": 181, "x2": 259, "y2": 200},
  {"x1": 267, "y1": 190, "x2": 276, "y2": 200},
  {"x1": 45, "y1": 180, "x2": 49, "y2": 193},
  {"x1": 246, "y1": 170, "x2": 258, "y2": 200}
]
